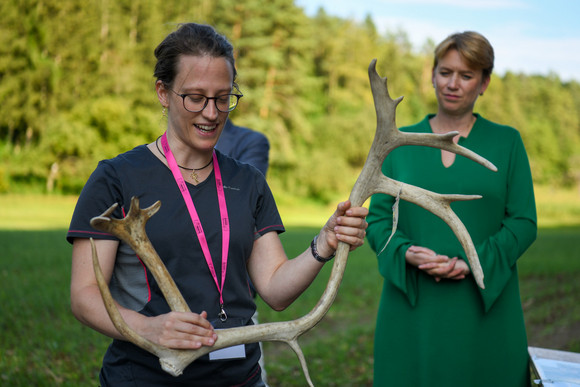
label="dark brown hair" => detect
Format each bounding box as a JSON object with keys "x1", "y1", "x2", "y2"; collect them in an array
[{"x1": 154, "y1": 23, "x2": 237, "y2": 87}]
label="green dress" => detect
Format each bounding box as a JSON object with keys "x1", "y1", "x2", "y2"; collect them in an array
[{"x1": 367, "y1": 114, "x2": 537, "y2": 387}]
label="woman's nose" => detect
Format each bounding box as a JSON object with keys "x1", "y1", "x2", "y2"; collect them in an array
[
  {"x1": 447, "y1": 74, "x2": 459, "y2": 89},
  {"x1": 202, "y1": 100, "x2": 219, "y2": 120}
]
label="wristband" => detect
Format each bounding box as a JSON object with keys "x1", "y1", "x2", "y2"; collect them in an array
[{"x1": 311, "y1": 235, "x2": 336, "y2": 263}]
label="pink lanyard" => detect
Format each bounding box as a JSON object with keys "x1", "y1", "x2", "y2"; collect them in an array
[{"x1": 161, "y1": 133, "x2": 230, "y2": 321}]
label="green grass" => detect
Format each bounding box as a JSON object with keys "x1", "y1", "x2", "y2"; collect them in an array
[
  {"x1": 0, "y1": 189, "x2": 579, "y2": 385},
  {"x1": 518, "y1": 225, "x2": 580, "y2": 353}
]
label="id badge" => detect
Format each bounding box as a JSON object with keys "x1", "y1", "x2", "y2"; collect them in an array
[{"x1": 209, "y1": 318, "x2": 247, "y2": 361}]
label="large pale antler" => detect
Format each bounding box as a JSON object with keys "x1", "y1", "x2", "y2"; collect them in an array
[{"x1": 89, "y1": 59, "x2": 495, "y2": 385}]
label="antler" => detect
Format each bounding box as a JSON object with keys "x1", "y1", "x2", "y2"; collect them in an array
[
  {"x1": 353, "y1": 59, "x2": 496, "y2": 288},
  {"x1": 89, "y1": 59, "x2": 495, "y2": 385}
]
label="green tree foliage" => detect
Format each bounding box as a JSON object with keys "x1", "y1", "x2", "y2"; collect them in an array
[{"x1": 1, "y1": 0, "x2": 579, "y2": 199}]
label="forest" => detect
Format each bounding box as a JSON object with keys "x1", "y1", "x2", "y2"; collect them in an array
[{"x1": 2, "y1": 0, "x2": 580, "y2": 203}]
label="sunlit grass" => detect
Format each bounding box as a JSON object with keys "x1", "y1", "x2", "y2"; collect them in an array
[
  {"x1": 534, "y1": 185, "x2": 580, "y2": 227},
  {"x1": 2, "y1": 183, "x2": 576, "y2": 230},
  {"x1": 0, "y1": 194, "x2": 78, "y2": 230}
]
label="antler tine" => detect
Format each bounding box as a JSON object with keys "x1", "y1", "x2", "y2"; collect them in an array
[
  {"x1": 403, "y1": 131, "x2": 497, "y2": 172},
  {"x1": 90, "y1": 197, "x2": 190, "y2": 313},
  {"x1": 373, "y1": 176, "x2": 485, "y2": 288},
  {"x1": 90, "y1": 237, "x2": 154, "y2": 350},
  {"x1": 366, "y1": 59, "x2": 496, "y2": 172}
]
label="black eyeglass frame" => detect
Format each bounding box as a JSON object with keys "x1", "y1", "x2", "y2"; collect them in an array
[{"x1": 167, "y1": 87, "x2": 243, "y2": 113}]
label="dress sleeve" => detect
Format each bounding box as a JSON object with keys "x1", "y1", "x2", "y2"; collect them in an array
[
  {"x1": 366, "y1": 166, "x2": 420, "y2": 306},
  {"x1": 463, "y1": 133, "x2": 537, "y2": 312}
]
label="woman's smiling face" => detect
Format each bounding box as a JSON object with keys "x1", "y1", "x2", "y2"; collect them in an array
[
  {"x1": 432, "y1": 49, "x2": 490, "y2": 117},
  {"x1": 160, "y1": 54, "x2": 235, "y2": 153}
]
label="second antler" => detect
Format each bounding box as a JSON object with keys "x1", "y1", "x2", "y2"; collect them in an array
[{"x1": 89, "y1": 59, "x2": 495, "y2": 386}]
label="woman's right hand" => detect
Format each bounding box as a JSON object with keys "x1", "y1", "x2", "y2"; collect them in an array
[
  {"x1": 140, "y1": 310, "x2": 218, "y2": 350},
  {"x1": 405, "y1": 245, "x2": 448, "y2": 267}
]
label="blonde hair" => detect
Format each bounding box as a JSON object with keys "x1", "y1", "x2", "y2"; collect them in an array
[{"x1": 433, "y1": 31, "x2": 494, "y2": 79}]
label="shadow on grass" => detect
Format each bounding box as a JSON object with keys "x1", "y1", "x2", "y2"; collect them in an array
[{"x1": 0, "y1": 229, "x2": 110, "y2": 386}]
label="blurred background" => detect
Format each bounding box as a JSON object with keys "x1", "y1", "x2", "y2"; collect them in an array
[{"x1": 1, "y1": 0, "x2": 579, "y2": 206}]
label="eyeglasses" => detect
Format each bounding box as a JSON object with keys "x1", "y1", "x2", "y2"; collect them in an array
[{"x1": 168, "y1": 87, "x2": 243, "y2": 113}]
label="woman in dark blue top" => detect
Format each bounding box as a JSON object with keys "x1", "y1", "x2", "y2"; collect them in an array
[{"x1": 68, "y1": 23, "x2": 368, "y2": 386}]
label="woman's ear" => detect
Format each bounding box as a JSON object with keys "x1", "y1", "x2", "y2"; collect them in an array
[
  {"x1": 431, "y1": 68, "x2": 436, "y2": 88},
  {"x1": 479, "y1": 75, "x2": 491, "y2": 96},
  {"x1": 156, "y1": 80, "x2": 169, "y2": 108}
]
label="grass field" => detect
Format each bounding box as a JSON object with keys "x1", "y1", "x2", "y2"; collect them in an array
[{"x1": 0, "y1": 187, "x2": 579, "y2": 385}]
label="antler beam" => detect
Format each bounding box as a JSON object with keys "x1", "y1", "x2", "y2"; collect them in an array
[{"x1": 89, "y1": 59, "x2": 495, "y2": 386}]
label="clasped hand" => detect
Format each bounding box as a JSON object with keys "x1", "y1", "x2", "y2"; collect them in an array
[{"x1": 405, "y1": 245, "x2": 470, "y2": 282}]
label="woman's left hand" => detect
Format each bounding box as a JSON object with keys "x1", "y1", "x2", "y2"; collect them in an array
[
  {"x1": 317, "y1": 200, "x2": 369, "y2": 257},
  {"x1": 419, "y1": 257, "x2": 470, "y2": 282}
]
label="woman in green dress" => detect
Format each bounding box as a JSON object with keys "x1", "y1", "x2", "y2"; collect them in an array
[{"x1": 366, "y1": 31, "x2": 537, "y2": 387}]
